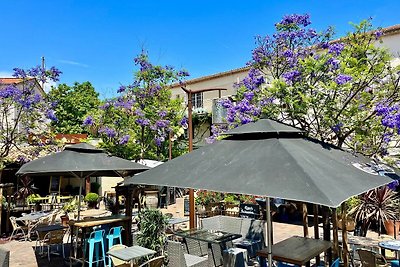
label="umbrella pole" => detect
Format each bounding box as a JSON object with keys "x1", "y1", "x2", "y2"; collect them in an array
[
  {"x1": 77, "y1": 178, "x2": 83, "y2": 220},
  {"x1": 266, "y1": 197, "x2": 273, "y2": 267}
]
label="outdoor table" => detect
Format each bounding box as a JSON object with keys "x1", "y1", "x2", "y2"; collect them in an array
[
  {"x1": 35, "y1": 224, "x2": 67, "y2": 233},
  {"x1": 16, "y1": 211, "x2": 52, "y2": 240},
  {"x1": 174, "y1": 228, "x2": 242, "y2": 266},
  {"x1": 107, "y1": 245, "x2": 156, "y2": 267},
  {"x1": 69, "y1": 215, "x2": 130, "y2": 265},
  {"x1": 256, "y1": 236, "x2": 332, "y2": 267},
  {"x1": 379, "y1": 240, "x2": 400, "y2": 259}
]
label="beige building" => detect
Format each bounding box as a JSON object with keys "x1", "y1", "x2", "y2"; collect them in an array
[{"x1": 170, "y1": 24, "x2": 400, "y2": 143}]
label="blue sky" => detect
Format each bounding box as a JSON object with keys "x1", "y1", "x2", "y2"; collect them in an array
[{"x1": 0, "y1": 1, "x2": 399, "y2": 99}]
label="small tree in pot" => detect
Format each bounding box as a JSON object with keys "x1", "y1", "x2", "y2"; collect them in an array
[
  {"x1": 349, "y1": 186, "x2": 399, "y2": 236},
  {"x1": 137, "y1": 208, "x2": 168, "y2": 256},
  {"x1": 84, "y1": 193, "x2": 99, "y2": 209}
]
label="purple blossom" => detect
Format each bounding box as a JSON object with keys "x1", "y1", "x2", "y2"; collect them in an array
[
  {"x1": 180, "y1": 116, "x2": 188, "y2": 127},
  {"x1": 177, "y1": 70, "x2": 190, "y2": 77},
  {"x1": 327, "y1": 57, "x2": 340, "y2": 70},
  {"x1": 243, "y1": 91, "x2": 255, "y2": 101},
  {"x1": 135, "y1": 118, "x2": 150, "y2": 126},
  {"x1": 156, "y1": 119, "x2": 170, "y2": 128},
  {"x1": 117, "y1": 85, "x2": 126, "y2": 93},
  {"x1": 383, "y1": 132, "x2": 393, "y2": 143},
  {"x1": 119, "y1": 135, "x2": 130, "y2": 145},
  {"x1": 374, "y1": 30, "x2": 383, "y2": 40},
  {"x1": 99, "y1": 127, "x2": 117, "y2": 138},
  {"x1": 328, "y1": 43, "x2": 345, "y2": 55},
  {"x1": 46, "y1": 109, "x2": 58, "y2": 122},
  {"x1": 154, "y1": 136, "x2": 165, "y2": 147},
  {"x1": 283, "y1": 70, "x2": 301, "y2": 84},
  {"x1": 331, "y1": 122, "x2": 343, "y2": 133},
  {"x1": 335, "y1": 74, "x2": 352, "y2": 85},
  {"x1": 387, "y1": 180, "x2": 399, "y2": 190},
  {"x1": 277, "y1": 14, "x2": 311, "y2": 27},
  {"x1": 83, "y1": 116, "x2": 94, "y2": 126},
  {"x1": 158, "y1": 110, "x2": 167, "y2": 118},
  {"x1": 134, "y1": 109, "x2": 144, "y2": 117},
  {"x1": 12, "y1": 68, "x2": 27, "y2": 78},
  {"x1": 100, "y1": 101, "x2": 112, "y2": 110}
]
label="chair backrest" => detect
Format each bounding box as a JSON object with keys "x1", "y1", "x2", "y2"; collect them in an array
[
  {"x1": 184, "y1": 238, "x2": 208, "y2": 257},
  {"x1": 139, "y1": 255, "x2": 165, "y2": 267},
  {"x1": 166, "y1": 240, "x2": 187, "y2": 267},
  {"x1": 9, "y1": 217, "x2": 19, "y2": 230},
  {"x1": 357, "y1": 248, "x2": 387, "y2": 267},
  {"x1": 110, "y1": 226, "x2": 123, "y2": 236},
  {"x1": 109, "y1": 244, "x2": 128, "y2": 266},
  {"x1": 89, "y1": 229, "x2": 105, "y2": 241},
  {"x1": 46, "y1": 229, "x2": 65, "y2": 245}
]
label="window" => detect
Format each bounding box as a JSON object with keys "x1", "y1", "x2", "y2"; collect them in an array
[{"x1": 191, "y1": 93, "x2": 203, "y2": 108}]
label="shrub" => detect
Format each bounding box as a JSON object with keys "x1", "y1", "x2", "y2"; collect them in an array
[
  {"x1": 84, "y1": 192, "x2": 99, "y2": 203},
  {"x1": 137, "y1": 209, "x2": 168, "y2": 255},
  {"x1": 26, "y1": 194, "x2": 41, "y2": 204}
]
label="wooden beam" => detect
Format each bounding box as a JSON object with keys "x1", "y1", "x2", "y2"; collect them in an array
[
  {"x1": 302, "y1": 203, "x2": 309, "y2": 237},
  {"x1": 341, "y1": 203, "x2": 349, "y2": 267},
  {"x1": 313, "y1": 205, "x2": 320, "y2": 266},
  {"x1": 332, "y1": 208, "x2": 339, "y2": 260}
]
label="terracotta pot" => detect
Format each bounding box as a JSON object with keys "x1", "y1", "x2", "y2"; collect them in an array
[
  {"x1": 384, "y1": 220, "x2": 400, "y2": 237},
  {"x1": 60, "y1": 215, "x2": 69, "y2": 227},
  {"x1": 337, "y1": 218, "x2": 356, "y2": 231}
]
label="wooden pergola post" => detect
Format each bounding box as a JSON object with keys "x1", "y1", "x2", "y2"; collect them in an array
[
  {"x1": 322, "y1": 207, "x2": 332, "y2": 266},
  {"x1": 332, "y1": 208, "x2": 339, "y2": 260},
  {"x1": 303, "y1": 203, "x2": 309, "y2": 237},
  {"x1": 313, "y1": 205, "x2": 320, "y2": 266},
  {"x1": 341, "y1": 203, "x2": 349, "y2": 267}
]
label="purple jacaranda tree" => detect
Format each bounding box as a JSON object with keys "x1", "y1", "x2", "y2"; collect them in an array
[
  {"x1": 85, "y1": 51, "x2": 189, "y2": 160},
  {"x1": 210, "y1": 16, "x2": 400, "y2": 160},
  {"x1": 0, "y1": 66, "x2": 62, "y2": 168}
]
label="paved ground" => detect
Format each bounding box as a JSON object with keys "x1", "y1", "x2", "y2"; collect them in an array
[{"x1": 1, "y1": 197, "x2": 382, "y2": 267}]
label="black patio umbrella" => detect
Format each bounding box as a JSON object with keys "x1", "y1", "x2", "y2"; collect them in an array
[
  {"x1": 124, "y1": 119, "x2": 399, "y2": 264},
  {"x1": 17, "y1": 143, "x2": 149, "y2": 219}
]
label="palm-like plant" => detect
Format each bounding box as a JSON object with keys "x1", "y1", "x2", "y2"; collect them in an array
[
  {"x1": 15, "y1": 176, "x2": 36, "y2": 200},
  {"x1": 349, "y1": 186, "x2": 399, "y2": 236}
]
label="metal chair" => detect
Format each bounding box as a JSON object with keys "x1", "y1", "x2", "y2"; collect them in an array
[
  {"x1": 357, "y1": 248, "x2": 390, "y2": 267},
  {"x1": 138, "y1": 255, "x2": 165, "y2": 267},
  {"x1": 166, "y1": 240, "x2": 208, "y2": 267},
  {"x1": 85, "y1": 229, "x2": 107, "y2": 267},
  {"x1": 107, "y1": 226, "x2": 124, "y2": 250},
  {"x1": 9, "y1": 216, "x2": 27, "y2": 241}
]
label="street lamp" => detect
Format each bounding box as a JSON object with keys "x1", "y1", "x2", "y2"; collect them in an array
[{"x1": 181, "y1": 87, "x2": 227, "y2": 228}]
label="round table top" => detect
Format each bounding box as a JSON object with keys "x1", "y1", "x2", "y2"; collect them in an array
[{"x1": 379, "y1": 240, "x2": 400, "y2": 251}]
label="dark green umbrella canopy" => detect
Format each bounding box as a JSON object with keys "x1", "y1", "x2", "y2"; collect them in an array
[
  {"x1": 125, "y1": 119, "x2": 399, "y2": 208},
  {"x1": 17, "y1": 143, "x2": 149, "y2": 178}
]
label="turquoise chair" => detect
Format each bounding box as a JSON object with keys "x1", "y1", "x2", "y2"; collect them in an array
[
  {"x1": 85, "y1": 229, "x2": 107, "y2": 267},
  {"x1": 391, "y1": 260, "x2": 399, "y2": 267},
  {"x1": 106, "y1": 226, "x2": 123, "y2": 250}
]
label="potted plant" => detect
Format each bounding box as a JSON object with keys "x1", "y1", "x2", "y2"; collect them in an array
[
  {"x1": 223, "y1": 194, "x2": 240, "y2": 216},
  {"x1": 61, "y1": 199, "x2": 78, "y2": 225},
  {"x1": 336, "y1": 197, "x2": 360, "y2": 232},
  {"x1": 84, "y1": 193, "x2": 99, "y2": 209},
  {"x1": 349, "y1": 186, "x2": 399, "y2": 237},
  {"x1": 26, "y1": 193, "x2": 41, "y2": 212},
  {"x1": 137, "y1": 209, "x2": 168, "y2": 257},
  {"x1": 195, "y1": 190, "x2": 222, "y2": 215}
]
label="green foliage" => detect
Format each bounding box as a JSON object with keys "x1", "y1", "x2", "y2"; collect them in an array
[
  {"x1": 62, "y1": 198, "x2": 78, "y2": 213},
  {"x1": 195, "y1": 190, "x2": 223, "y2": 206},
  {"x1": 26, "y1": 194, "x2": 41, "y2": 204},
  {"x1": 84, "y1": 192, "x2": 99, "y2": 203},
  {"x1": 84, "y1": 52, "x2": 188, "y2": 161},
  {"x1": 349, "y1": 186, "x2": 399, "y2": 234},
  {"x1": 223, "y1": 194, "x2": 239, "y2": 204},
  {"x1": 137, "y1": 208, "x2": 168, "y2": 255},
  {"x1": 48, "y1": 82, "x2": 100, "y2": 134}
]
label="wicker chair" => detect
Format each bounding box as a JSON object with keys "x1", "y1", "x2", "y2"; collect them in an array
[
  {"x1": 0, "y1": 247, "x2": 9, "y2": 267},
  {"x1": 166, "y1": 240, "x2": 208, "y2": 267},
  {"x1": 139, "y1": 255, "x2": 165, "y2": 267},
  {"x1": 357, "y1": 248, "x2": 390, "y2": 267},
  {"x1": 42, "y1": 229, "x2": 66, "y2": 262}
]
